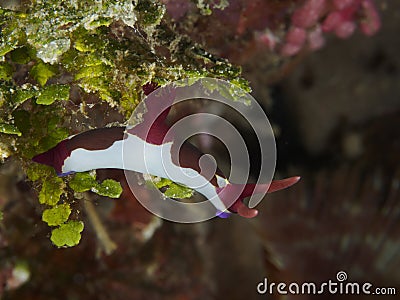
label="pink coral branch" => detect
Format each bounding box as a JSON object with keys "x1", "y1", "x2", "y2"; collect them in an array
[
  {"x1": 360, "y1": 0, "x2": 381, "y2": 36},
  {"x1": 281, "y1": 0, "x2": 381, "y2": 56}
]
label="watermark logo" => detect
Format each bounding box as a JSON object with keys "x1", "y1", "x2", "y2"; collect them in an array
[
  {"x1": 122, "y1": 77, "x2": 276, "y2": 223},
  {"x1": 257, "y1": 271, "x2": 397, "y2": 296},
  {"x1": 336, "y1": 271, "x2": 347, "y2": 282}
]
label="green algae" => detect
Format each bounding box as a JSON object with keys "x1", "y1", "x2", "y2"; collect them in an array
[{"x1": 0, "y1": 0, "x2": 249, "y2": 247}]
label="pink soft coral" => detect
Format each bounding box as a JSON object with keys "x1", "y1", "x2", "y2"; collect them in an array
[{"x1": 280, "y1": 0, "x2": 381, "y2": 56}]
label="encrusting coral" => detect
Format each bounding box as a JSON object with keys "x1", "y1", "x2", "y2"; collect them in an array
[{"x1": 0, "y1": 0, "x2": 249, "y2": 247}]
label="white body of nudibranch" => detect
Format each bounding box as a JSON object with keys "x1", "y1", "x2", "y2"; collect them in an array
[{"x1": 62, "y1": 131, "x2": 229, "y2": 212}]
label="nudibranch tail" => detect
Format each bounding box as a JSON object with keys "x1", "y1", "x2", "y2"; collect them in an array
[{"x1": 32, "y1": 140, "x2": 70, "y2": 175}]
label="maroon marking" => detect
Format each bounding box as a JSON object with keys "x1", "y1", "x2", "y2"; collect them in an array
[
  {"x1": 127, "y1": 86, "x2": 176, "y2": 145},
  {"x1": 128, "y1": 109, "x2": 171, "y2": 145},
  {"x1": 66, "y1": 127, "x2": 125, "y2": 152},
  {"x1": 32, "y1": 140, "x2": 71, "y2": 174}
]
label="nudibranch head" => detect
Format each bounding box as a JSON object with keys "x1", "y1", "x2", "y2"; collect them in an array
[{"x1": 219, "y1": 176, "x2": 301, "y2": 218}]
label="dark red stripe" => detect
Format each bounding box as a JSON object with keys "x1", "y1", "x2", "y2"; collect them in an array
[
  {"x1": 32, "y1": 140, "x2": 70, "y2": 174},
  {"x1": 66, "y1": 127, "x2": 125, "y2": 152}
]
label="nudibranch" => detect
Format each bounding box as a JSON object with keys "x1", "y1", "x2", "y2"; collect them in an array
[{"x1": 33, "y1": 84, "x2": 300, "y2": 218}]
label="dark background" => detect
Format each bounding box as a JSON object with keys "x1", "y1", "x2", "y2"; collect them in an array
[{"x1": 1, "y1": 0, "x2": 399, "y2": 299}]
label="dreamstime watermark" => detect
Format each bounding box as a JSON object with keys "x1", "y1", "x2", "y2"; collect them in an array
[
  {"x1": 122, "y1": 77, "x2": 277, "y2": 223},
  {"x1": 257, "y1": 271, "x2": 397, "y2": 296}
]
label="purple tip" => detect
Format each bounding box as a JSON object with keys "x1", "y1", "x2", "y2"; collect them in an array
[
  {"x1": 58, "y1": 171, "x2": 75, "y2": 177},
  {"x1": 216, "y1": 210, "x2": 231, "y2": 218}
]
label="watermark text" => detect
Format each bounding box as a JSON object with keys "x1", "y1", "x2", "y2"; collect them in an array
[{"x1": 257, "y1": 271, "x2": 396, "y2": 296}]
